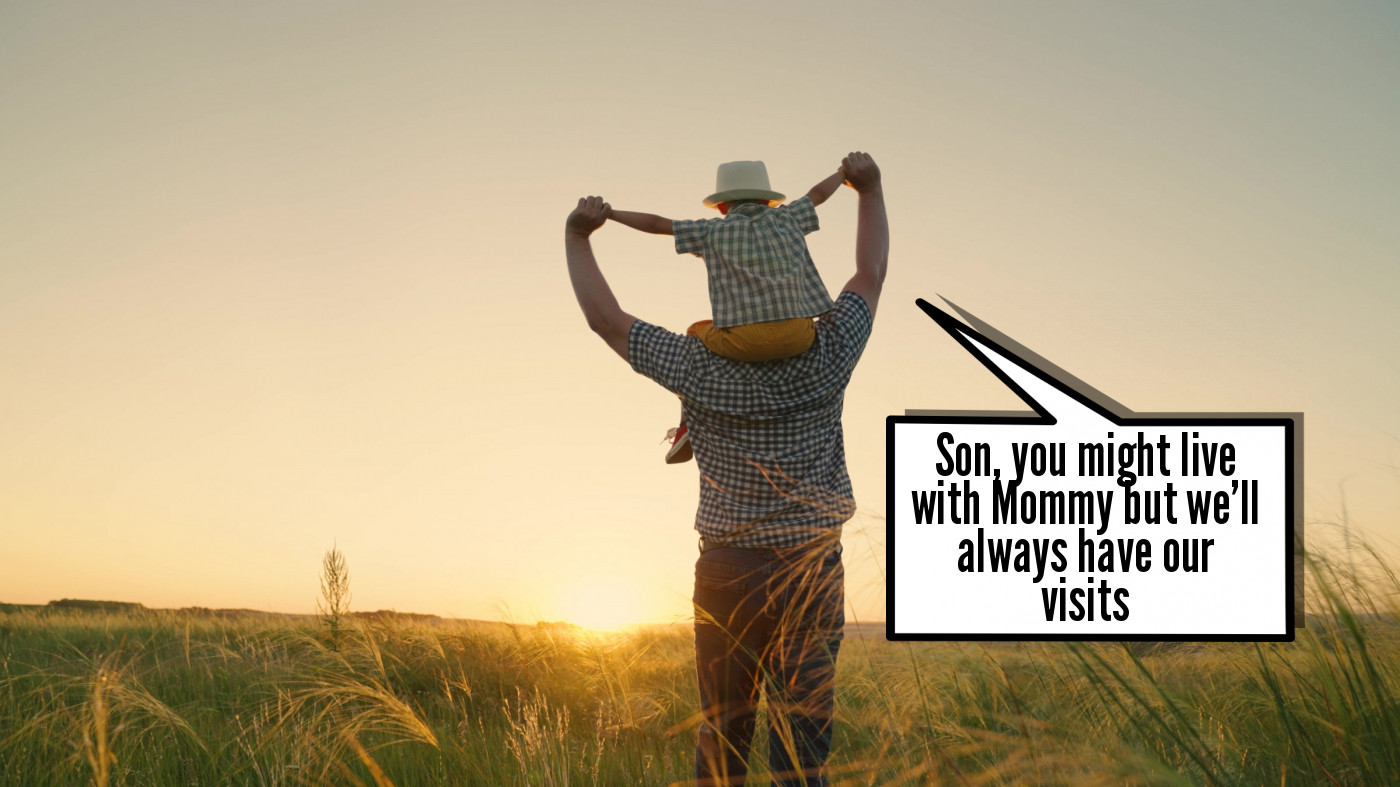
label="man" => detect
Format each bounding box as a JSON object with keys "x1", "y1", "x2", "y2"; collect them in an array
[{"x1": 564, "y1": 152, "x2": 887, "y2": 787}]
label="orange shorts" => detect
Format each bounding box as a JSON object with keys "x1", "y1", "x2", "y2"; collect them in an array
[{"x1": 687, "y1": 317, "x2": 816, "y2": 362}]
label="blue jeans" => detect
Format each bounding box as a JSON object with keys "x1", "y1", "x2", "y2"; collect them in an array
[{"x1": 692, "y1": 541, "x2": 845, "y2": 787}]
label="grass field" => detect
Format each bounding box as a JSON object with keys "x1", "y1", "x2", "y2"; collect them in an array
[{"x1": 3, "y1": 546, "x2": 1399, "y2": 786}]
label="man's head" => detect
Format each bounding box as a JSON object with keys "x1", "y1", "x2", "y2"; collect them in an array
[{"x1": 704, "y1": 160, "x2": 784, "y2": 211}]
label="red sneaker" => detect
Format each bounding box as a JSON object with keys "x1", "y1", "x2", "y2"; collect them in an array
[{"x1": 665, "y1": 421, "x2": 693, "y2": 464}]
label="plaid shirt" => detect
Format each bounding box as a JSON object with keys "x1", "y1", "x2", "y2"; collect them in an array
[
  {"x1": 674, "y1": 195, "x2": 836, "y2": 328},
  {"x1": 629, "y1": 291, "x2": 873, "y2": 548}
]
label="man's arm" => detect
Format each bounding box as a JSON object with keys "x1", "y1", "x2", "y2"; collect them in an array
[
  {"x1": 839, "y1": 151, "x2": 888, "y2": 317},
  {"x1": 805, "y1": 169, "x2": 846, "y2": 207},
  {"x1": 609, "y1": 209, "x2": 674, "y2": 235},
  {"x1": 565, "y1": 196, "x2": 637, "y2": 361}
]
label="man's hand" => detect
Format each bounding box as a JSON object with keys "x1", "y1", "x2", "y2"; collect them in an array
[
  {"x1": 565, "y1": 195, "x2": 636, "y2": 360},
  {"x1": 842, "y1": 152, "x2": 881, "y2": 193},
  {"x1": 566, "y1": 196, "x2": 611, "y2": 238}
]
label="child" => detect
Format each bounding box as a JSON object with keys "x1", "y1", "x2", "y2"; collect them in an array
[{"x1": 608, "y1": 159, "x2": 848, "y2": 463}]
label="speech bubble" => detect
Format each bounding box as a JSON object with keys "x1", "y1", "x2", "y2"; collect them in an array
[{"x1": 888, "y1": 298, "x2": 1301, "y2": 641}]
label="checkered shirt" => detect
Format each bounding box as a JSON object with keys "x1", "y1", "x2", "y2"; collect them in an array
[
  {"x1": 673, "y1": 195, "x2": 836, "y2": 329},
  {"x1": 629, "y1": 291, "x2": 873, "y2": 548}
]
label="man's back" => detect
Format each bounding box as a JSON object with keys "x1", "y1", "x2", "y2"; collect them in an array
[{"x1": 629, "y1": 291, "x2": 874, "y2": 547}]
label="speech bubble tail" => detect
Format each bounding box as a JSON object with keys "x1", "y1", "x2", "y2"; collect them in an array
[
  {"x1": 915, "y1": 298, "x2": 1117, "y2": 428},
  {"x1": 934, "y1": 295, "x2": 1131, "y2": 418}
]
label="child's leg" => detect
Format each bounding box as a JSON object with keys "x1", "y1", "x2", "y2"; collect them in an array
[
  {"x1": 664, "y1": 399, "x2": 692, "y2": 464},
  {"x1": 687, "y1": 320, "x2": 716, "y2": 339},
  {"x1": 690, "y1": 318, "x2": 816, "y2": 362}
]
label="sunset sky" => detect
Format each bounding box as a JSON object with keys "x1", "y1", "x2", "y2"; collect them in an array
[{"x1": 3, "y1": 2, "x2": 1397, "y2": 627}]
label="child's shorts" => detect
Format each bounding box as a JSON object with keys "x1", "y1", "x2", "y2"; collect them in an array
[{"x1": 687, "y1": 317, "x2": 816, "y2": 362}]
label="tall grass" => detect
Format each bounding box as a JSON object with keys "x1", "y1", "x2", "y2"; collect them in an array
[{"x1": 2, "y1": 540, "x2": 1400, "y2": 784}]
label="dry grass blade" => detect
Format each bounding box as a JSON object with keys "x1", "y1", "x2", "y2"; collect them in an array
[{"x1": 1, "y1": 651, "x2": 203, "y2": 787}]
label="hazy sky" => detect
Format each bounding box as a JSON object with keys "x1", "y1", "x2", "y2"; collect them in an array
[{"x1": 3, "y1": 1, "x2": 1397, "y2": 626}]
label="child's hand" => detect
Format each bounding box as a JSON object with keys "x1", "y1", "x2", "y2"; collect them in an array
[
  {"x1": 842, "y1": 152, "x2": 881, "y2": 192},
  {"x1": 566, "y1": 196, "x2": 611, "y2": 237}
]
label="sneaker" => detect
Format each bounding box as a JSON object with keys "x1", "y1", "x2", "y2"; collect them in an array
[{"x1": 665, "y1": 422, "x2": 693, "y2": 464}]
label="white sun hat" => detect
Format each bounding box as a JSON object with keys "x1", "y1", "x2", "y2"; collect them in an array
[{"x1": 702, "y1": 160, "x2": 786, "y2": 208}]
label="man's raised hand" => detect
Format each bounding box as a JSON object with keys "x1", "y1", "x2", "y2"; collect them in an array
[
  {"x1": 566, "y1": 196, "x2": 611, "y2": 238},
  {"x1": 842, "y1": 152, "x2": 881, "y2": 193}
]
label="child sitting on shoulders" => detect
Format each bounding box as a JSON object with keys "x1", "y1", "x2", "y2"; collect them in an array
[{"x1": 608, "y1": 158, "x2": 849, "y2": 463}]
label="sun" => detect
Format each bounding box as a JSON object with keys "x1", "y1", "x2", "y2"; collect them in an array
[{"x1": 556, "y1": 577, "x2": 648, "y2": 632}]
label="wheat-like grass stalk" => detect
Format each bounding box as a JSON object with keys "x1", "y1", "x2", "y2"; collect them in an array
[{"x1": 1, "y1": 649, "x2": 203, "y2": 786}]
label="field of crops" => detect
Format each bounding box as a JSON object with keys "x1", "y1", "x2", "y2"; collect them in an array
[{"x1": 2, "y1": 547, "x2": 1398, "y2": 785}]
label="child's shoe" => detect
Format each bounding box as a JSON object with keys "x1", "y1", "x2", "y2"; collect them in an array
[{"x1": 665, "y1": 421, "x2": 693, "y2": 464}]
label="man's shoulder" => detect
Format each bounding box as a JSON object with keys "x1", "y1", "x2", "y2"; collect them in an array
[
  {"x1": 629, "y1": 319, "x2": 692, "y2": 376},
  {"x1": 629, "y1": 292, "x2": 870, "y2": 391},
  {"x1": 821, "y1": 290, "x2": 872, "y2": 330},
  {"x1": 629, "y1": 318, "x2": 694, "y2": 362},
  {"x1": 809, "y1": 291, "x2": 874, "y2": 363}
]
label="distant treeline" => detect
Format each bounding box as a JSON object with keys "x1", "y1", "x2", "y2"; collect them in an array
[
  {"x1": 47, "y1": 599, "x2": 146, "y2": 612},
  {"x1": 352, "y1": 610, "x2": 443, "y2": 622},
  {"x1": 0, "y1": 601, "x2": 445, "y2": 623}
]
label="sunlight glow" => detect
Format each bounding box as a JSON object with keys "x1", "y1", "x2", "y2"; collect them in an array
[{"x1": 556, "y1": 577, "x2": 648, "y2": 632}]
